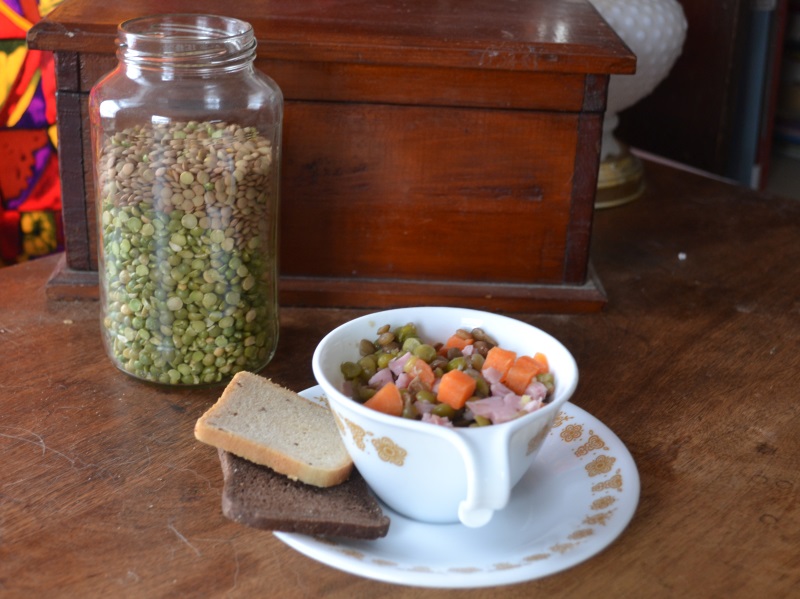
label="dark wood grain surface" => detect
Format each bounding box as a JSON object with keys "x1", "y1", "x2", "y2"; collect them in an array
[
  {"x1": 28, "y1": 0, "x2": 636, "y2": 74},
  {"x1": 1, "y1": 159, "x2": 798, "y2": 597},
  {"x1": 29, "y1": 0, "x2": 634, "y2": 311}
]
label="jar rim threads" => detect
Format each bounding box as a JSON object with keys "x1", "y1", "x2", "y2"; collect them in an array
[{"x1": 117, "y1": 14, "x2": 257, "y2": 73}]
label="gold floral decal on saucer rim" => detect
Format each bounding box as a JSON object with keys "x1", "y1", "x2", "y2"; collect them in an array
[
  {"x1": 550, "y1": 410, "x2": 573, "y2": 429},
  {"x1": 584, "y1": 510, "x2": 616, "y2": 526},
  {"x1": 592, "y1": 470, "x2": 624, "y2": 493},
  {"x1": 575, "y1": 430, "x2": 610, "y2": 457},
  {"x1": 447, "y1": 566, "x2": 483, "y2": 574},
  {"x1": 560, "y1": 423, "x2": 583, "y2": 442},
  {"x1": 372, "y1": 559, "x2": 397, "y2": 567},
  {"x1": 550, "y1": 542, "x2": 577, "y2": 555},
  {"x1": 568, "y1": 528, "x2": 595, "y2": 540},
  {"x1": 586, "y1": 455, "x2": 616, "y2": 477},
  {"x1": 523, "y1": 554, "x2": 550, "y2": 562},
  {"x1": 371, "y1": 436, "x2": 407, "y2": 466},
  {"x1": 591, "y1": 496, "x2": 617, "y2": 510},
  {"x1": 449, "y1": 567, "x2": 481, "y2": 574},
  {"x1": 341, "y1": 548, "x2": 364, "y2": 560}
]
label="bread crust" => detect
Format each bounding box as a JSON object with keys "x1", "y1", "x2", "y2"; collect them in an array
[
  {"x1": 195, "y1": 372, "x2": 353, "y2": 487},
  {"x1": 218, "y1": 449, "x2": 389, "y2": 539}
]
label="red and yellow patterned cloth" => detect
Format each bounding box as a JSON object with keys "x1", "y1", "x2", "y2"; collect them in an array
[{"x1": 1, "y1": 0, "x2": 64, "y2": 265}]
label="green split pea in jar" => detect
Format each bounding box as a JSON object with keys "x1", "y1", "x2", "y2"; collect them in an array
[{"x1": 89, "y1": 14, "x2": 283, "y2": 385}]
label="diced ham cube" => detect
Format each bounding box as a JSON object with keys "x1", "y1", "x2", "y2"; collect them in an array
[
  {"x1": 482, "y1": 366, "x2": 504, "y2": 385},
  {"x1": 467, "y1": 393, "x2": 522, "y2": 425},
  {"x1": 388, "y1": 352, "x2": 412, "y2": 376},
  {"x1": 490, "y1": 381, "x2": 513, "y2": 397},
  {"x1": 421, "y1": 413, "x2": 454, "y2": 427},
  {"x1": 523, "y1": 380, "x2": 548, "y2": 402},
  {"x1": 368, "y1": 367, "x2": 394, "y2": 389},
  {"x1": 414, "y1": 400, "x2": 435, "y2": 415},
  {"x1": 521, "y1": 396, "x2": 544, "y2": 412},
  {"x1": 395, "y1": 372, "x2": 411, "y2": 389}
]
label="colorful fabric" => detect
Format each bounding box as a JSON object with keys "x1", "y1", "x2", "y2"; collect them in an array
[{"x1": 1, "y1": 0, "x2": 64, "y2": 265}]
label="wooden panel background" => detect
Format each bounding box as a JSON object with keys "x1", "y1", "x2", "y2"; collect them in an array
[
  {"x1": 31, "y1": 0, "x2": 636, "y2": 311},
  {"x1": 280, "y1": 102, "x2": 582, "y2": 284}
]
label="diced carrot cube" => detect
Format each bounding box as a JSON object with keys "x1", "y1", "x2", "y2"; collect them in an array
[
  {"x1": 444, "y1": 333, "x2": 474, "y2": 350},
  {"x1": 406, "y1": 356, "x2": 435, "y2": 387},
  {"x1": 364, "y1": 382, "x2": 403, "y2": 416},
  {"x1": 437, "y1": 369, "x2": 477, "y2": 410},
  {"x1": 505, "y1": 355, "x2": 545, "y2": 395},
  {"x1": 533, "y1": 352, "x2": 549, "y2": 373},
  {"x1": 481, "y1": 346, "x2": 517, "y2": 381}
]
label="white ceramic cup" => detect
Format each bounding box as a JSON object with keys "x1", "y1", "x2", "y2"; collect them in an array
[{"x1": 312, "y1": 307, "x2": 579, "y2": 527}]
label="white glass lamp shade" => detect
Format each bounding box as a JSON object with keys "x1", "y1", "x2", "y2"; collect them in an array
[
  {"x1": 589, "y1": 0, "x2": 688, "y2": 159},
  {"x1": 588, "y1": 0, "x2": 687, "y2": 206}
]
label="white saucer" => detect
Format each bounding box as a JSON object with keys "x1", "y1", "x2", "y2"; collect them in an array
[{"x1": 275, "y1": 386, "x2": 640, "y2": 589}]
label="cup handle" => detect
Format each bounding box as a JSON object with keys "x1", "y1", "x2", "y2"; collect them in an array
[{"x1": 449, "y1": 431, "x2": 512, "y2": 528}]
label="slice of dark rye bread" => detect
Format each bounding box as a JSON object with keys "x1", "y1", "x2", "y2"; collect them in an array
[{"x1": 218, "y1": 449, "x2": 391, "y2": 539}]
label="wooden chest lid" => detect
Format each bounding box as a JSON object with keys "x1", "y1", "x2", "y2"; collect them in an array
[{"x1": 29, "y1": 0, "x2": 634, "y2": 76}]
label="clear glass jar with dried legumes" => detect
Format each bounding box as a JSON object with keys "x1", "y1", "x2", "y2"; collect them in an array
[{"x1": 89, "y1": 15, "x2": 282, "y2": 385}]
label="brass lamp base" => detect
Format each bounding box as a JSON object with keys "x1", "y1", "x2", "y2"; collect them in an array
[{"x1": 595, "y1": 148, "x2": 645, "y2": 209}]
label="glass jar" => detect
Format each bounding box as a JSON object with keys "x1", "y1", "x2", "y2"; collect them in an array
[{"x1": 89, "y1": 14, "x2": 283, "y2": 385}]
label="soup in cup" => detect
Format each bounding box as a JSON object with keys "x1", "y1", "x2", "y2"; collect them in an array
[{"x1": 312, "y1": 307, "x2": 578, "y2": 527}]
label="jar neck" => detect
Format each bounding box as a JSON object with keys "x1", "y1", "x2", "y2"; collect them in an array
[{"x1": 117, "y1": 14, "x2": 256, "y2": 76}]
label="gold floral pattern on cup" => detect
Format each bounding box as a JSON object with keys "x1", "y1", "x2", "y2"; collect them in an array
[
  {"x1": 371, "y1": 436, "x2": 407, "y2": 466},
  {"x1": 344, "y1": 418, "x2": 368, "y2": 450},
  {"x1": 332, "y1": 411, "x2": 345, "y2": 435},
  {"x1": 526, "y1": 425, "x2": 550, "y2": 455}
]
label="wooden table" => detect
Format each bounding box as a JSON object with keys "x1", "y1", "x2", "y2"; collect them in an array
[{"x1": 1, "y1": 159, "x2": 798, "y2": 597}]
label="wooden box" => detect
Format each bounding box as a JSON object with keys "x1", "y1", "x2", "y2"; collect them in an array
[{"x1": 28, "y1": 0, "x2": 634, "y2": 312}]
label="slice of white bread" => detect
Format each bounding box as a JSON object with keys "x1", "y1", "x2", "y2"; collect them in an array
[{"x1": 195, "y1": 372, "x2": 353, "y2": 487}]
